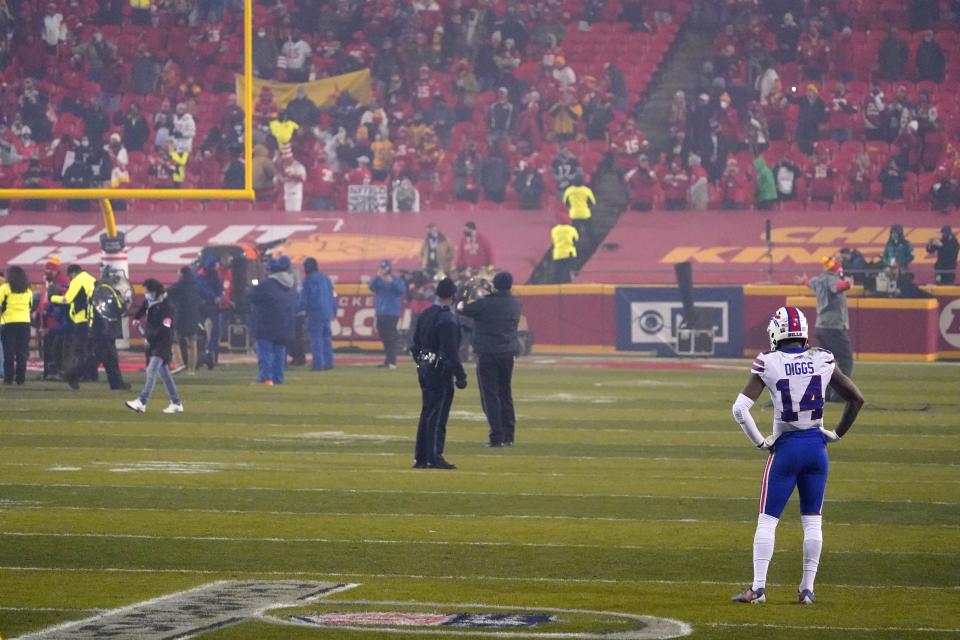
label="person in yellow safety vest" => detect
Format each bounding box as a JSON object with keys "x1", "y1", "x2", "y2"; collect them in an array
[
  {"x1": 269, "y1": 110, "x2": 299, "y2": 148},
  {"x1": 50, "y1": 264, "x2": 96, "y2": 390},
  {"x1": 550, "y1": 213, "x2": 579, "y2": 284},
  {"x1": 169, "y1": 147, "x2": 189, "y2": 186},
  {"x1": 0, "y1": 266, "x2": 33, "y2": 386},
  {"x1": 562, "y1": 176, "x2": 595, "y2": 259}
]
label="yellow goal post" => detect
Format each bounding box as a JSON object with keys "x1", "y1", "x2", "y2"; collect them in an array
[{"x1": 0, "y1": 0, "x2": 255, "y2": 202}]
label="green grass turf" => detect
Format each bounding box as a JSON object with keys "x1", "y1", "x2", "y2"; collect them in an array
[{"x1": 0, "y1": 358, "x2": 958, "y2": 639}]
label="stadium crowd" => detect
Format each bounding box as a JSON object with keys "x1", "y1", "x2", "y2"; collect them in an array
[
  {"x1": 0, "y1": 0, "x2": 951, "y2": 233},
  {"x1": 0, "y1": 0, "x2": 685, "y2": 216},
  {"x1": 657, "y1": 0, "x2": 960, "y2": 211}
]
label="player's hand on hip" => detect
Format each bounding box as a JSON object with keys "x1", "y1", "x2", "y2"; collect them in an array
[
  {"x1": 820, "y1": 428, "x2": 841, "y2": 443},
  {"x1": 758, "y1": 434, "x2": 779, "y2": 451}
]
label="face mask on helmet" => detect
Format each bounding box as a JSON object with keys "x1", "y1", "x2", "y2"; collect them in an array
[{"x1": 767, "y1": 306, "x2": 808, "y2": 350}]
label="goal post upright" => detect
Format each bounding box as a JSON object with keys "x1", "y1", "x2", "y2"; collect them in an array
[{"x1": 0, "y1": 0, "x2": 255, "y2": 203}]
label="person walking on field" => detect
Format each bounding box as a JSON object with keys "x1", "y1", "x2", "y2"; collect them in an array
[
  {"x1": 0, "y1": 266, "x2": 33, "y2": 386},
  {"x1": 125, "y1": 279, "x2": 183, "y2": 414},
  {"x1": 369, "y1": 259, "x2": 406, "y2": 369}
]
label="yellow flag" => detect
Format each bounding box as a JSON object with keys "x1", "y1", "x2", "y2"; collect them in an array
[{"x1": 236, "y1": 69, "x2": 372, "y2": 111}]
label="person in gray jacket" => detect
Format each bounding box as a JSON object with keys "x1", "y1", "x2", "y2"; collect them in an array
[{"x1": 805, "y1": 255, "x2": 853, "y2": 401}]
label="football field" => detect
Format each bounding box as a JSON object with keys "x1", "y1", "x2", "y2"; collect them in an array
[{"x1": 0, "y1": 357, "x2": 957, "y2": 639}]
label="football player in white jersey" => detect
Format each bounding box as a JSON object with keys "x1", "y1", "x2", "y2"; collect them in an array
[{"x1": 730, "y1": 306, "x2": 864, "y2": 605}]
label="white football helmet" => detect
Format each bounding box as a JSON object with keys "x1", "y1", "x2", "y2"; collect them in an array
[{"x1": 767, "y1": 306, "x2": 808, "y2": 350}]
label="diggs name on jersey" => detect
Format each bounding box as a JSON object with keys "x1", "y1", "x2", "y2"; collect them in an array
[{"x1": 784, "y1": 362, "x2": 815, "y2": 376}]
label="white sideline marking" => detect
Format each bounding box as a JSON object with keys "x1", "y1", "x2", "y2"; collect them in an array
[
  {"x1": 0, "y1": 566, "x2": 955, "y2": 592},
  {"x1": 0, "y1": 607, "x2": 105, "y2": 613},
  {"x1": 705, "y1": 622, "x2": 960, "y2": 634},
  {"x1": 1, "y1": 531, "x2": 953, "y2": 557},
  {"x1": 1, "y1": 482, "x2": 955, "y2": 506}
]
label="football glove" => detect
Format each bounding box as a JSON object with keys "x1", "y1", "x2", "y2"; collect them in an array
[
  {"x1": 758, "y1": 434, "x2": 779, "y2": 451},
  {"x1": 820, "y1": 428, "x2": 841, "y2": 443}
]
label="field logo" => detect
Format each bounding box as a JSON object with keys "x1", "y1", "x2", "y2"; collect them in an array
[
  {"x1": 292, "y1": 611, "x2": 554, "y2": 628},
  {"x1": 940, "y1": 299, "x2": 960, "y2": 348},
  {"x1": 281, "y1": 600, "x2": 693, "y2": 639},
  {"x1": 17, "y1": 585, "x2": 692, "y2": 640}
]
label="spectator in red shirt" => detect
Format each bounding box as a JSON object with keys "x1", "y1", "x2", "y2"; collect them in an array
[
  {"x1": 456, "y1": 221, "x2": 494, "y2": 271},
  {"x1": 661, "y1": 159, "x2": 689, "y2": 211},
  {"x1": 625, "y1": 154, "x2": 658, "y2": 211},
  {"x1": 720, "y1": 158, "x2": 750, "y2": 210}
]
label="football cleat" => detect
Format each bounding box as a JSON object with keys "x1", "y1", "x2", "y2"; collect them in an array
[
  {"x1": 798, "y1": 589, "x2": 816, "y2": 605},
  {"x1": 731, "y1": 587, "x2": 766, "y2": 604}
]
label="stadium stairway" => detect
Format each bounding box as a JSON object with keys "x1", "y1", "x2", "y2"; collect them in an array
[
  {"x1": 634, "y1": 28, "x2": 715, "y2": 154},
  {"x1": 528, "y1": 25, "x2": 711, "y2": 284}
]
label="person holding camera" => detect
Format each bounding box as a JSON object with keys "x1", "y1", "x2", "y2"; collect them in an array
[
  {"x1": 457, "y1": 271, "x2": 521, "y2": 447},
  {"x1": 927, "y1": 225, "x2": 959, "y2": 284},
  {"x1": 411, "y1": 277, "x2": 466, "y2": 470},
  {"x1": 369, "y1": 259, "x2": 406, "y2": 369}
]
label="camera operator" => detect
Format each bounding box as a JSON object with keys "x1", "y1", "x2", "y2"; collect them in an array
[
  {"x1": 804, "y1": 256, "x2": 853, "y2": 401},
  {"x1": 369, "y1": 259, "x2": 406, "y2": 369},
  {"x1": 457, "y1": 271, "x2": 521, "y2": 447},
  {"x1": 85, "y1": 265, "x2": 132, "y2": 391},
  {"x1": 927, "y1": 225, "x2": 959, "y2": 284}
]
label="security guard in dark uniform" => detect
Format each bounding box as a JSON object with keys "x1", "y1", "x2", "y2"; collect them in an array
[
  {"x1": 457, "y1": 271, "x2": 521, "y2": 447},
  {"x1": 411, "y1": 277, "x2": 467, "y2": 469}
]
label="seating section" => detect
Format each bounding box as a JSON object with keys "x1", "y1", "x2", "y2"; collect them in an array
[{"x1": 1, "y1": 0, "x2": 689, "y2": 213}]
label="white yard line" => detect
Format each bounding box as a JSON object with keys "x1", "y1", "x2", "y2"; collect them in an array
[
  {"x1": 6, "y1": 505, "x2": 959, "y2": 528},
  {"x1": 0, "y1": 531, "x2": 953, "y2": 557},
  {"x1": 3, "y1": 463, "x2": 959, "y2": 484},
  {"x1": 0, "y1": 566, "x2": 955, "y2": 592},
  {"x1": 0, "y1": 482, "x2": 955, "y2": 506}
]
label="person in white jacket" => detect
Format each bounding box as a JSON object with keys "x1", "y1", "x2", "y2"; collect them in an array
[{"x1": 172, "y1": 103, "x2": 196, "y2": 153}]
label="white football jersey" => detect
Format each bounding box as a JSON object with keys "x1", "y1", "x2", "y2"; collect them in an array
[{"x1": 751, "y1": 348, "x2": 836, "y2": 434}]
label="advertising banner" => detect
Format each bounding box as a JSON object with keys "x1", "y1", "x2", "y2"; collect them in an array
[
  {"x1": 0, "y1": 208, "x2": 554, "y2": 285},
  {"x1": 614, "y1": 287, "x2": 744, "y2": 356},
  {"x1": 581, "y1": 210, "x2": 952, "y2": 285}
]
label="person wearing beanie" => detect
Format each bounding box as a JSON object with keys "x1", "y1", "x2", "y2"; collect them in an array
[
  {"x1": 803, "y1": 255, "x2": 853, "y2": 401},
  {"x1": 457, "y1": 271, "x2": 521, "y2": 447},
  {"x1": 411, "y1": 277, "x2": 466, "y2": 470},
  {"x1": 300, "y1": 257, "x2": 337, "y2": 371},
  {"x1": 926, "y1": 225, "x2": 958, "y2": 284},
  {"x1": 248, "y1": 256, "x2": 298, "y2": 385},
  {"x1": 125, "y1": 279, "x2": 183, "y2": 414},
  {"x1": 369, "y1": 259, "x2": 407, "y2": 369}
]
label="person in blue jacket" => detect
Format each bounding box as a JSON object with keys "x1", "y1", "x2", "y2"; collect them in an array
[
  {"x1": 196, "y1": 255, "x2": 224, "y2": 369},
  {"x1": 368, "y1": 259, "x2": 406, "y2": 369},
  {"x1": 248, "y1": 256, "x2": 299, "y2": 385},
  {"x1": 300, "y1": 257, "x2": 337, "y2": 371}
]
